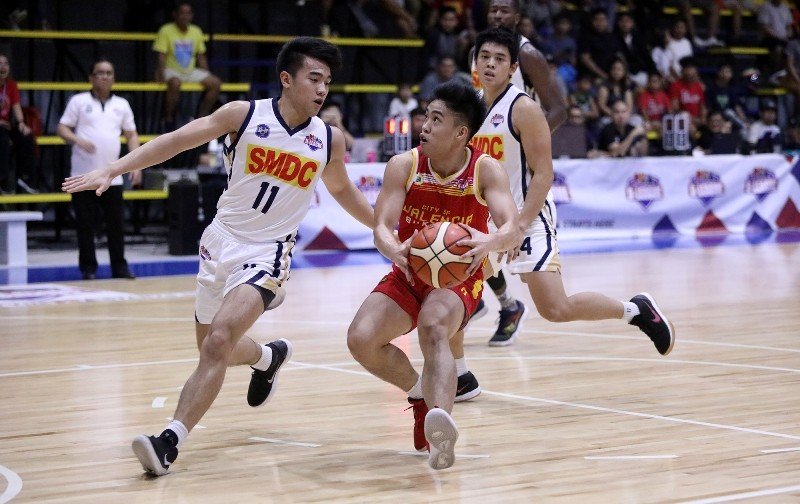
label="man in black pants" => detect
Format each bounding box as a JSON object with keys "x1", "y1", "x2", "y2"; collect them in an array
[{"x1": 57, "y1": 59, "x2": 141, "y2": 280}]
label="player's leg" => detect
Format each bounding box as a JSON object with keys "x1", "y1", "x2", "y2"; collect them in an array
[
  {"x1": 448, "y1": 330, "x2": 481, "y2": 402},
  {"x1": 198, "y1": 73, "x2": 221, "y2": 118},
  {"x1": 522, "y1": 270, "x2": 624, "y2": 322}
]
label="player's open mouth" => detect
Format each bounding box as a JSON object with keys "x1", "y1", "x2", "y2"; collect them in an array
[
  {"x1": 484, "y1": 72, "x2": 495, "y2": 80},
  {"x1": 419, "y1": 135, "x2": 428, "y2": 144},
  {"x1": 313, "y1": 99, "x2": 323, "y2": 105}
]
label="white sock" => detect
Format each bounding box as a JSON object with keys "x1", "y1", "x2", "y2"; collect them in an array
[
  {"x1": 406, "y1": 375, "x2": 423, "y2": 399},
  {"x1": 497, "y1": 291, "x2": 517, "y2": 310},
  {"x1": 621, "y1": 301, "x2": 639, "y2": 322},
  {"x1": 455, "y1": 357, "x2": 468, "y2": 377},
  {"x1": 252, "y1": 343, "x2": 273, "y2": 371},
  {"x1": 165, "y1": 419, "x2": 189, "y2": 447}
]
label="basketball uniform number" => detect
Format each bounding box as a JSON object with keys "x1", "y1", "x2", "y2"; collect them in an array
[
  {"x1": 520, "y1": 237, "x2": 532, "y2": 255},
  {"x1": 252, "y1": 181, "x2": 280, "y2": 214}
]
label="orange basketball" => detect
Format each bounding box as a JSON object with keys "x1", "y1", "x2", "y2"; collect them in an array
[{"x1": 408, "y1": 222, "x2": 473, "y2": 288}]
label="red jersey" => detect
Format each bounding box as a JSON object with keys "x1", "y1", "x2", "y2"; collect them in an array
[
  {"x1": 638, "y1": 89, "x2": 670, "y2": 121},
  {"x1": 0, "y1": 79, "x2": 21, "y2": 123},
  {"x1": 398, "y1": 145, "x2": 490, "y2": 243},
  {"x1": 669, "y1": 79, "x2": 705, "y2": 118}
]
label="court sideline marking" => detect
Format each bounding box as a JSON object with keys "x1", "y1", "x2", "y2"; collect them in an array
[{"x1": 0, "y1": 464, "x2": 22, "y2": 504}]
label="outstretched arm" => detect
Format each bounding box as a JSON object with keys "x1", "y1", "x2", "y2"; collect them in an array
[
  {"x1": 520, "y1": 45, "x2": 567, "y2": 132},
  {"x1": 63, "y1": 101, "x2": 249, "y2": 195},
  {"x1": 373, "y1": 151, "x2": 417, "y2": 282},
  {"x1": 321, "y1": 127, "x2": 374, "y2": 229}
]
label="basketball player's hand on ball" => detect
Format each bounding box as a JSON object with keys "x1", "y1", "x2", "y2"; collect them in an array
[
  {"x1": 394, "y1": 229, "x2": 418, "y2": 285},
  {"x1": 456, "y1": 225, "x2": 493, "y2": 276},
  {"x1": 62, "y1": 167, "x2": 114, "y2": 196}
]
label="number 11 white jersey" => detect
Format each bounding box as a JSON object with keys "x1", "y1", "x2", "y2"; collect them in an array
[{"x1": 214, "y1": 98, "x2": 332, "y2": 243}]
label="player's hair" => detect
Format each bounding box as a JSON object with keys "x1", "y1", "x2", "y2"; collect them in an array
[
  {"x1": 276, "y1": 37, "x2": 343, "y2": 79},
  {"x1": 431, "y1": 81, "x2": 486, "y2": 141},
  {"x1": 474, "y1": 27, "x2": 520, "y2": 64},
  {"x1": 490, "y1": 0, "x2": 520, "y2": 14}
]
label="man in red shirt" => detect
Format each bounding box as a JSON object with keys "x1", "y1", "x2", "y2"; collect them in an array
[
  {"x1": 669, "y1": 57, "x2": 706, "y2": 129},
  {"x1": 0, "y1": 53, "x2": 36, "y2": 193}
]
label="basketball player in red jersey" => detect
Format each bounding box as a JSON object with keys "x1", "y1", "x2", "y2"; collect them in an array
[{"x1": 347, "y1": 82, "x2": 520, "y2": 470}]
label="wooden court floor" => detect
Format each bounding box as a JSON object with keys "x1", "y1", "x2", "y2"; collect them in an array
[{"x1": 1, "y1": 243, "x2": 799, "y2": 503}]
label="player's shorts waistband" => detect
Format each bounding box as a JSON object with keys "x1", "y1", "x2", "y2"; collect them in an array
[{"x1": 209, "y1": 219, "x2": 297, "y2": 245}]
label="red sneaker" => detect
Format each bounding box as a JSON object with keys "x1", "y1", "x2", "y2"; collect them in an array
[{"x1": 406, "y1": 398, "x2": 429, "y2": 452}]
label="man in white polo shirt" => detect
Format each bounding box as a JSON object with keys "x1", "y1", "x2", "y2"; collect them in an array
[{"x1": 57, "y1": 58, "x2": 141, "y2": 280}]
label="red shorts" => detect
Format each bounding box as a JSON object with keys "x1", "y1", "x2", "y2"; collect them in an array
[{"x1": 372, "y1": 265, "x2": 484, "y2": 332}]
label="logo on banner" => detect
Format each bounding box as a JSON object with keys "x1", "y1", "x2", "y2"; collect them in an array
[
  {"x1": 688, "y1": 170, "x2": 725, "y2": 206},
  {"x1": 356, "y1": 175, "x2": 383, "y2": 206},
  {"x1": 744, "y1": 167, "x2": 778, "y2": 202},
  {"x1": 625, "y1": 172, "x2": 663, "y2": 210},
  {"x1": 551, "y1": 171, "x2": 571, "y2": 204}
]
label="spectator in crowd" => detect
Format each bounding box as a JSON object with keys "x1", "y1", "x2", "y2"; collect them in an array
[
  {"x1": 420, "y1": 7, "x2": 468, "y2": 77},
  {"x1": 666, "y1": 19, "x2": 694, "y2": 78},
  {"x1": 697, "y1": 110, "x2": 742, "y2": 154},
  {"x1": 551, "y1": 105, "x2": 590, "y2": 158},
  {"x1": 543, "y1": 14, "x2": 576, "y2": 66},
  {"x1": 758, "y1": 0, "x2": 793, "y2": 48},
  {"x1": 418, "y1": 56, "x2": 471, "y2": 102},
  {"x1": 517, "y1": 15, "x2": 543, "y2": 49},
  {"x1": 747, "y1": 100, "x2": 783, "y2": 153},
  {"x1": 783, "y1": 30, "x2": 800, "y2": 116},
  {"x1": 614, "y1": 12, "x2": 653, "y2": 88},
  {"x1": 0, "y1": 53, "x2": 37, "y2": 194},
  {"x1": 590, "y1": 99, "x2": 648, "y2": 158},
  {"x1": 651, "y1": 27, "x2": 677, "y2": 83},
  {"x1": 320, "y1": 102, "x2": 355, "y2": 152},
  {"x1": 597, "y1": 58, "x2": 635, "y2": 121},
  {"x1": 328, "y1": 0, "x2": 417, "y2": 38},
  {"x1": 784, "y1": 117, "x2": 800, "y2": 151},
  {"x1": 578, "y1": 8, "x2": 623, "y2": 81},
  {"x1": 637, "y1": 73, "x2": 671, "y2": 132},
  {"x1": 427, "y1": 0, "x2": 474, "y2": 40},
  {"x1": 524, "y1": 0, "x2": 562, "y2": 37},
  {"x1": 673, "y1": 0, "x2": 723, "y2": 47},
  {"x1": 153, "y1": 2, "x2": 221, "y2": 131},
  {"x1": 409, "y1": 106, "x2": 425, "y2": 148},
  {"x1": 569, "y1": 73, "x2": 600, "y2": 124},
  {"x1": 547, "y1": 53, "x2": 570, "y2": 99},
  {"x1": 669, "y1": 57, "x2": 706, "y2": 130},
  {"x1": 705, "y1": 63, "x2": 748, "y2": 129},
  {"x1": 56, "y1": 59, "x2": 140, "y2": 280},
  {"x1": 388, "y1": 83, "x2": 419, "y2": 118}
]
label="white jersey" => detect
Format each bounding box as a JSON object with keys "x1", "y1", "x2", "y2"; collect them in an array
[
  {"x1": 471, "y1": 35, "x2": 531, "y2": 95},
  {"x1": 214, "y1": 99, "x2": 331, "y2": 243},
  {"x1": 472, "y1": 83, "x2": 553, "y2": 213}
]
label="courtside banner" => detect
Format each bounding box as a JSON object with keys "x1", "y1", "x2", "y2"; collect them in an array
[{"x1": 297, "y1": 155, "x2": 800, "y2": 250}]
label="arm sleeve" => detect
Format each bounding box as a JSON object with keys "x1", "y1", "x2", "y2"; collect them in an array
[
  {"x1": 121, "y1": 100, "x2": 137, "y2": 131},
  {"x1": 8, "y1": 80, "x2": 20, "y2": 106},
  {"x1": 153, "y1": 25, "x2": 169, "y2": 53},
  {"x1": 59, "y1": 96, "x2": 79, "y2": 128}
]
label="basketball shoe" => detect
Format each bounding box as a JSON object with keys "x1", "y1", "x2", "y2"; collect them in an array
[
  {"x1": 628, "y1": 293, "x2": 675, "y2": 356},
  {"x1": 425, "y1": 408, "x2": 459, "y2": 470},
  {"x1": 132, "y1": 433, "x2": 178, "y2": 476},
  {"x1": 463, "y1": 299, "x2": 488, "y2": 331},
  {"x1": 247, "y1": 338, "x2": 293, "y2": 407},
  {"x1": 407, "y1": 398, "x2": 429, "y2": 452},
  {"x1": 488, "y1": 300, "x2": 529, "y2": 346},
  {"x1": 455, "y1": 371, "x2": 481, "y2": 402}
]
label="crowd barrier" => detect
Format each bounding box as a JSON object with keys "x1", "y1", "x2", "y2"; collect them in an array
[{"x1": 297, "y1": 154, "x2": 800, "y2": 250}]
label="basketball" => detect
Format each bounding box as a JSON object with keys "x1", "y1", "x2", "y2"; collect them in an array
[{"x1": 408, "y1": 222, "x2": 473, "y2": 289}]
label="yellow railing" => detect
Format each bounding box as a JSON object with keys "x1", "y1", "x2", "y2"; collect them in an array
[
  {"x1": 0, "y1": 190, "x2": 168, "y2": 204},
  {"x1": 18, "y1": 82, "x2": 250, "y2": 92}
]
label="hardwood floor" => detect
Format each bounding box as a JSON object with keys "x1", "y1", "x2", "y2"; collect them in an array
[{"x1": 1, "y1": 243, "x2": 799, "y2": 503}]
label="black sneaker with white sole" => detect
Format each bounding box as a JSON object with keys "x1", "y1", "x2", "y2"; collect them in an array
[
  {"x1": 629, "y1": 293, "x2": 675, "y2": 356},
  {"x1": 247, "y1": 338, "x2": 293, "y2": 407},
  {"x1": 454, "y1": 371, "x2": 481, "y2": 402},
  {"x1": 488, "y1": 300, "x2": 528, "y2": 346},
  {"x1": 463, "y1": 299, "x2": 488, "y2": 332},
  {"x1": 132, "y1": 434, "x2": 178, "y2": 476}
]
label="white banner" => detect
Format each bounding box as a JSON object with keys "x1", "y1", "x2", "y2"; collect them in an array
[{"x1": 297, "y1": 155, "x2": 800, "y2": 250}]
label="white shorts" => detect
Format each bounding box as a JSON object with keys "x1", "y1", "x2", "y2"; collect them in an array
[
  {"x1": 490, "y1": 200, "x2": 561, "y2": 276},
  {"x1": 195, "y1": 221, "x2": 295, "y2": 324},
  {"x1": 164, "y1": 67, "x2": 211, "y2": 83}
]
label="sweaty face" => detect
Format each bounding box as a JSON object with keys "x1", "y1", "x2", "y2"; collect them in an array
[
  {"x1": 419, "y1": 100, "x2": 463, "y2": 157},
  {"x1": 488, "y1": 0, "x2": 519, "y2": 30},
  {"x1": 475, "y1": 41, "x2": 515, "y2": 89},
  {"x1": 283, "y1": 56, "x2": 332, "y2": 118}
]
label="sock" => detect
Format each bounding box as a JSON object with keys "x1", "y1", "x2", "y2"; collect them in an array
[
  {"x1": 251, "y1": 343, "x2": 273, "y2": 371},
  {"x1": 622, "y1": 301, "x2": 640, "y2": 322},
  {"x1": 406, "y1": 375, "x2": 423, "y2": 399},
  {"x1": 162, "y1": 419, "x2": 188, "y2": 448},
  {"x1": 497, "y1": 290, "x2": 518, "y2": 311},
  {"x1": 486, "y1": 271, "x2": 506, "y2": 293},
  {"x1": 455, "y1": 357, "x2": 468, "y2": 377}
]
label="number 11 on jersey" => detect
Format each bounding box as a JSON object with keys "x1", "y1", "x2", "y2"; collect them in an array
[{"x1": 252, "y1": 181, "x2": 280, "y2": 214}]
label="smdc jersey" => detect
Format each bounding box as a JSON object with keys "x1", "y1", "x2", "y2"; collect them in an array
[
  {"x1": 215, "y1": 99, "x2": 331, "y2": 243},
  {"x1": 471, "y1": 83, "x2": 554, "y2": 213}
]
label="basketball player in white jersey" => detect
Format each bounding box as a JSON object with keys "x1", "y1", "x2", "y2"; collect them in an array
[
  {"x1": 63, "y1": 37, "x2": 374, "y2": 476},
  {"x1": 455, "y1": 27, "x2": 675, "y2": 360},
  {"x1": 465, "y1": 0, "x2": 568, "y2": 349}
]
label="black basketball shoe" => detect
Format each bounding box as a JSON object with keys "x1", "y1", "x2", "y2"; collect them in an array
[
  {"x1": 132, "y1": 434, "x2": 178, "y2": 476},
  {"x1": 454, "y1": 371, "x2": 481, "y2": 402},
  {"x1": 629, "y1": 293, "x2": 675, "y2": 355},
  {"x1": 247, "y1": 338, "x2": 293, "y2": 407},
  {"x1": 488, "y1": 300, "x2": 529, "y2": 346},
  {"x1": 463, "y1": 299, "x2": 488, "y2": 331}
]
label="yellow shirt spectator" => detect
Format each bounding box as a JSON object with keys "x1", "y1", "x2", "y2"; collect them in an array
[{"x1": 153, "y1": 23, "x2": 207, "y2": 73}]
